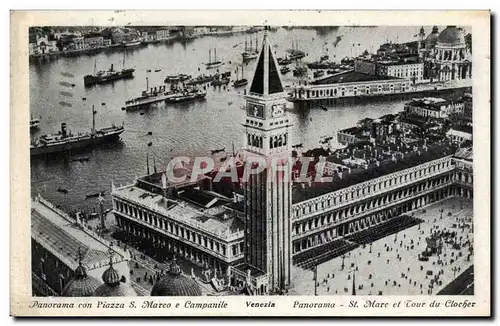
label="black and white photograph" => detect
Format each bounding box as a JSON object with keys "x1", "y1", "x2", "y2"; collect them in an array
[{"x1": 10, "y1": 10, "x2": 490, "y2": 317}]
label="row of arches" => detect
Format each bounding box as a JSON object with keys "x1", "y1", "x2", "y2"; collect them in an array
[
  {"x1": 293, "y1": 173, "x2": 453, "y2": 238},
  {"x1": 117, "y1": 217, "x2": 231, "y2": 275},
  {"x1": 292, "y1": 186, "x2": 453, "y2": 255}
]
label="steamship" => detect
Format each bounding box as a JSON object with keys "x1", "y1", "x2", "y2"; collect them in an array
[{"x1": 30, "y1": 106, "x2": 124, "y2": 156}]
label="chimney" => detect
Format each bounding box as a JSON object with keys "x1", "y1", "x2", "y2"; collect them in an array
[{"x1": 376, "y1": 161, "x2": 380, "y2": 167}]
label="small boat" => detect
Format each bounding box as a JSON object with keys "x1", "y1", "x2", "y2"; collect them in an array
[
  {"x1": 147, "y1": 69, "x2": 152, "y2": 72},
  {"x1": 147, "y1": 131, "x2": 153, "y2": 135},
  {"x1": 30, "y1": 116, "x2": 40, "y2": 130},
  {"x1": 233, "y1": 64, "x2": 248, "y2": 88},
  {"x1": 211, "y1": 147, "x2": 225, "y2": 155},
  {"x1": 85, "y1": 191, "x2": 105, "y2": 199},
  {"x1": 277, "y1": 57, "x2": 292, "y2": 66},
  {"x1": 211, "y1": 78, "x2": 230, "y2": 87},
  {"x1": 147, "y1": 142, "x2": 153, "y2": 147},
  {"x1": 123, "y1": 39, "x2": 142, "y2": 48},
  {"x1": 314, "y1": 70, "x2": 325, "y2": 78},
  {"x1": 57, "y1": 187, "x2": 68, "y2": 194},
  {"x1": 140, "y1": 112, "x2": 145, "y2": 115},
  {"x1": 154, "y1": 69, "x2": 162, "y2": 72},
  {"x1": 164, "y1": 74, "x2": 191, "y2": 83},
  {"x1": 292, "y1": 143, "x2": 303, "y2": 148},
  {"x1": 233, "y1": 79, "x2": 247, "y2": 87},
  {"x1": 333, "y1": 35, "x2": 343, "y2": 47},
  {"x1": 89, "y1": 212, "x2": 98, "y2": 219},
  {"x1": 205, "y1": 48, "x2": 223, "y2": 69},
  {"x1": 293, "y1": 67, "x2": 307, "y2": 77},
  {"x1": 71, "y1": 157, "x2": 90, "y2": 163},
  {"x1": 280, "y1": 66, "x2": 290, "y2": 74},
  {"x1": 321, "y1": 105, "x2": 328, "y2": 111},
  {"x1": 82, "y1": 97, "x2": 86, "y2": 101},
  {"x1": 242, "y1": 34, "x2": 259, "y2": 62},
  {"x1": 101, "y1": 102, "x2": 106, "y2": 106}
]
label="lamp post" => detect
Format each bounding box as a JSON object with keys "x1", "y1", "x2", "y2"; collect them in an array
[{"x1": 98, "y1": 194, "x2": 106, "y2": 233}]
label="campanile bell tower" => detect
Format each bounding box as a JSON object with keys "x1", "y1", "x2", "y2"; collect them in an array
[{"x1": 233, "y1": 29, "x2": 292, "y2": 295}]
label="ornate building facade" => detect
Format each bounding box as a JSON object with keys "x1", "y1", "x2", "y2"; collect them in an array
[{"x1": 421, "y1": 25, "x2": 472, "y2": 82}]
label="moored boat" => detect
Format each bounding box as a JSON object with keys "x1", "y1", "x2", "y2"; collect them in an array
[
  {"x1": 30, "y1": 106, "x2": 124, "y2": 157},
  {"x1": 30, "y1": 116, "x2": 40, "y2": 130},
  {"x1": 84, "y1": 55, "x2": 135, "y2": 87},
  {"x1": 280, "y1": 66, "x2": 291, "y2": 74},
  {"x1": 233, "y1": 64, "x2": 248, "y2": 88},
  {"x1": 205, "y1": 48, "x2": 223, "y2": 69},
  {"x1": 123, "y1": 39, "x2": 142, "y2": 48}
]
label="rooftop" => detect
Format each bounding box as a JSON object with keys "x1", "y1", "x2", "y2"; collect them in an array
[
  {"x1": 292, "y1": 142, "x2": 456, "y2": 204},
  {"x1": 448, "y1": 125, "x2": 473, "y2": 134},
  {"x1": 31, "y1": 198, "x2": 125, "y2": 271},
  {"x1": 249, "y1": 32, "x2": 283, "y2": 96},
  {"x1": 454, "y1": 147, "x2": 473, "y2": 161},
  {"x1": 112, "y1": 184, "x2": 244, "y2": 240}
]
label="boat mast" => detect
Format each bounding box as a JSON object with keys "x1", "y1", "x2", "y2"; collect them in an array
[
  {"x1": 122, "y1": 52, "x2": 125, "y2": 70},
  {"x1": 245, "y1": 36, "x2": 248, "y2": 52},
  {"x1": 91, "y1": 105, "x2": 96, "y2": 136},
  {"x1": 209, "y1": 49, "x2": 211, "y2": 64},
  {"x1": 214, "y1": 48, "x2": 217, "y2": 63},
  {"x1": 93, "y1": 59, "x2": 97, "y2": 75},
  {"x1": 255, "y1": 33, "x2": 258, "y2": 53}
]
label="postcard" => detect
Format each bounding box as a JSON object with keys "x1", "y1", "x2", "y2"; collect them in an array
[{"x1": 10, "y1": 10, "x2": 490, "y2": 317}]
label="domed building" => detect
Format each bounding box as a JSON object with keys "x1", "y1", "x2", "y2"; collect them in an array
[
  {"x1": 433, "y1": 26, "x2": 471, "y2": 81},
  {"x1": 420, "y1": 25, "x2": 471, "y2": 82},
  {"x1": 93, "y1": 256, "x2": 137, "y2": 297},
  {"x1": 150, "y1": 258, "x2": 202, "y2": 296},
  {"x1": 425, "y1": 26, "x2": 440, "y2": 51},
  {"x1": 61, "y1": 253, "x2": 102, "y2": 297}
]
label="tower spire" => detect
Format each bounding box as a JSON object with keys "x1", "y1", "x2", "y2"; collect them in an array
[{"x1": 248, "y1": 32, "x2": 284, "y2": 96}]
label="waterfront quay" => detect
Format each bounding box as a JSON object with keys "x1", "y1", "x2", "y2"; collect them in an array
[{"x1": 288, "y1": 72, "x2": 471, "y2": 102}]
